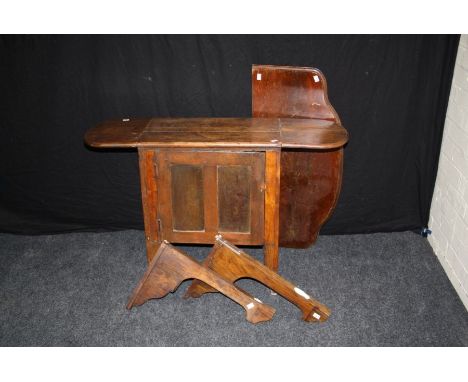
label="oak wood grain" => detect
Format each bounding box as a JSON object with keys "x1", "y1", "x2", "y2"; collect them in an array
[
  {"x1": 84, "y1": 64, "x2": 348, "y2": 268},
  {"x1": 185, "y1": 236, "x2": 330, "y2": 322},
  {"x1": 155, "y1": 150, "x2": 265, "y2": 245},
  {"x1": 127, "y1": 241, "x2": 276, "y2": 324},
  {"x1": 84, "y1": 117, "x2": 347, "y2": 150},
  {"x1": 138, "y1": 148, "x2": 160, "y2": 262},
  {"x1": 252, "y1": 65, "x2": 346, "y2": 248},
  {"x1": 264, "y1": 149, "x2": 280, "y2": 270}
]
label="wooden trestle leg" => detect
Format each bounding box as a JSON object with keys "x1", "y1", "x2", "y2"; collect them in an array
[
  {"x1": 185, "y1": 236, "x2": 331, "y2": 322},
  {"x1": 126, "y1": 241, "x2": 276, "y2": 324}
]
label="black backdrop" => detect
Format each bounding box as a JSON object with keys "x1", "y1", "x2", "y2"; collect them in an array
[{"x1": 0, "y1": 35, "x2": 459, "y2": 235}]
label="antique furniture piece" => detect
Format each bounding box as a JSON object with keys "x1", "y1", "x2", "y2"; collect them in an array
[
  {"x1": 85, "y1": 65, "x2": 347, "y2": 270},
  {"x1": 127, "y1": 237, "x2": 329, "y2": 323},
  {"x1": 252, "y1": 65, "x2": 345, "y2": 248},
  {"x1": 186, "y1": 235, "x2": 330, "y2": 322},
  {"x1": 127, "y1": 240, "x2": 276, "y2": 324}
]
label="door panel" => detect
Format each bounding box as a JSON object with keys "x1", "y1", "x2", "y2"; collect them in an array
[
  {"x1": 156, "y1": 150, "x2": 265, "y2": 245},
  {"x1": 171, "y1": 164, "x2": 204, "y2": 231},
  {"x1": 218, "y1": 165, "x2": 252, "y2": 233}
]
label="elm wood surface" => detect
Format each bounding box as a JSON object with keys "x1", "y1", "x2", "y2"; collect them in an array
[
  {"x1": 85, "y1": 65, "x2": 348, "y2": 267},
  {"x1": 264, "y1": 150, "x2": 280, "y2": 270},
  {"x1": 139, "y1": 149, "x2": 160, "y2": 262},
  {"x1": 126, "y1": 241, "x2": 276, "y2": 324},
  {"x1": 84, "y1": 117, "x2": 348, "y2": 150},
  {"x1": 252, "y1": 65, "x2": 345, "y2": 248},
  {"x1": 155, "y1": 150, "x2": 265, "y2": 245},
  {"x1": 185, "y1": 236, "x2": 331, "y2": 322},
  {"x1": 85, "y1": 118, "x2": 347, "y2": 269}
]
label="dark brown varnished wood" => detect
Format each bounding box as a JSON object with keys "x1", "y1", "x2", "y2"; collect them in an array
[
  {"x1": 127, "y1": 241, "x2": 276, "y2": 324},
  {"x1": 155, "y1": 150, "x2": 265, "y2": 245},
  {"x1": 264, "y1": 149, "x2": 280, "y2": 270},
  {"x1": 252, "y1": 65, "x2": 346, "y2": 248},
  {"x1": 85, "y1": 65, "x2": 346, "y2": 324},
  {"x1": 218, "y1": 165, "x2": 252, "y2": 232},
  {"x1": 279, "y1": 149, "x2": 343, "y2": 247},
  {"x1": 252, "y1": 66, "x2": 340, "y2": 121},
  {"x1": 138, "y1": 148, "x2": 161, "y2": 262},
  {"x1": 170, "y1": 164, "x2": 205, "y2": 231},
  {"x1": 84, "y1": 65, "x2": 348, "y2": 267},
  {"x1": 185, "y1": 236, "x2": 330, "y2": 322},
  {"x1": 84, "y1": 117, "x2": 347, "y2": 150}
]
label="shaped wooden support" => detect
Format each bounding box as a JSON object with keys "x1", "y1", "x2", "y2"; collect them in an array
[
  {"x1": 252, "y1": 65, "x2": 345, "y2": 249},
  {"x1": 126, "y1": 240, "x2": 276, "y2": 324},
  {"x1": 185, "y1": 236, "x2": 331, "y2": 322}
]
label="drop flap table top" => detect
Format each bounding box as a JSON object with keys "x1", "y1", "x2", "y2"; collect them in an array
[{"x1": 85, "y1": 117, "x2": 348, "y2": 150}]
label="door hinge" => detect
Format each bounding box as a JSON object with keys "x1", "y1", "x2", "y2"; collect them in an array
[{"x1": 157, "y1": 219, "x2": 162, "y2": 237}]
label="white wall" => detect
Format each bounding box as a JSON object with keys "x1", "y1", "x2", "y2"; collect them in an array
[{"x1": 429, "y1": 35, "x2": 468, "y2": 310}]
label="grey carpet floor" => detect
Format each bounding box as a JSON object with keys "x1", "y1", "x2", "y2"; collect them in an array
[{"x1": 0, "y1": 230, "x2": 467, "y2": 346}]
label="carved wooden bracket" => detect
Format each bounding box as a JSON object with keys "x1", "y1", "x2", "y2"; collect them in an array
[
  {"x1": 126, "y1": 240, "x2": 276, "y2": 324},
  {"x1": 185, "y1": 235, "x2": 330, "y2": 322}
]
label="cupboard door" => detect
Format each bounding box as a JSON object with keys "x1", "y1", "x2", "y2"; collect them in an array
[{"x1": 156, "y1": 150, "x2": 264, "y2": 245}]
